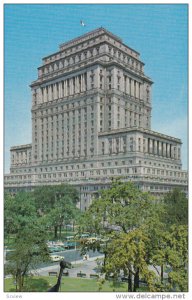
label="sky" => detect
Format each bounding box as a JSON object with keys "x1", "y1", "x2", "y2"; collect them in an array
[{"x1": 4, "y1": 4, "x2": 188, "y2": 172}]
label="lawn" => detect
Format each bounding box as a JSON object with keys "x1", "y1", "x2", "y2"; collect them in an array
[{"x1": 4, "y1": 276, "x2": 128, "y2": 292}]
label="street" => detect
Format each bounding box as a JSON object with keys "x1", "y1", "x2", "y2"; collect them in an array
[{"x1": 38, "y1": 248, "x2": 103, "y2": 269}]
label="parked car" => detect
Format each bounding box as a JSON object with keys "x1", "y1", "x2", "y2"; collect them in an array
[
  {"x1": 54, "y1": 246, "x2": 65, "y2": 252},
  {"x1": 48, "y1": 247, "x2": 59, "y2": 253},
  {"x1": 50, "y1": 255, "x2": 65, "y2": 262},
  {"x1": 65, "y1": 236, "x2": 75, "y2": 241}
]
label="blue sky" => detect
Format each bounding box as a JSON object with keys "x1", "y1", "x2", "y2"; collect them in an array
[{"x1": 4, "y1": 4, "x2": 188, "y2": 172}]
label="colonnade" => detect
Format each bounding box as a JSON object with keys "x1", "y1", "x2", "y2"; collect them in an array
[
  {"x1": 124, "y1": 76, "x2": 141, "y2": 99},
  {"x1": 147, "y1": 138, "x2": 179, "y2": 159},
  {"x1": 40, "y1": 73, "x2": 87, "y2": 103},
  {"x1": 100, "y1": 136, "x2": 180, "y2": 160}
]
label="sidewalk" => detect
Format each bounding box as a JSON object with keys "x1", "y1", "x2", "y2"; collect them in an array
[{"x1": 34, "y1": 255, "x2": 104, "y2": 278}]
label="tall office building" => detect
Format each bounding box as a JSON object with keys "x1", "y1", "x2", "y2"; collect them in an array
[{"x1": 5, "y1": 28, "x2": 188, "y2": 210}]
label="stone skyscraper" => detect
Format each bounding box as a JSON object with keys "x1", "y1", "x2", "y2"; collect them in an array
[{"x1": 5, "y1": 28, "x2": 188, "y2": 210}]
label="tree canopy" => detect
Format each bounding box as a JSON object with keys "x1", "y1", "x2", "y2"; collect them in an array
[
  {"x1": 4, "y1": 184, "x2": 81, "y2": 291},
  {"x1": 79, "y1": 181, "x2": 188, "y2": 292}
]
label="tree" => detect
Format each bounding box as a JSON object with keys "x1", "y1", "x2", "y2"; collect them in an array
[
  {"x1": 4, "y1": 191, "x2": 50, "y2": 291},
  {"x1": 79, "y1": 181, "x2": 188, "y2": 292},
  {"x1": 104, "y1": 228, "x2": 156, "y2": 292},
  {"x1": 4, "y1": 192, "x2": 37, "y2": 237},
  {"x1": 149, "y1": 224, "x2": 188, "y2": 292},
  {"x1": 163, "y1": 188, "x2": 188, "y2": 227},
  {"x1": 33, "y1": 184, "x2": 80, "y2": 238},
  {"x1": 80, "y1": 180, "x2": 154, "y2": 234},
  {"x1": 79, "y1": 180, "x2": 156, "y2": 288},
  {"x1": 143, "y1": 189, "x2": 188, "y2": 291},
  {"x1": 5, "y1": 224, "x2": 50, "y2": 291}
]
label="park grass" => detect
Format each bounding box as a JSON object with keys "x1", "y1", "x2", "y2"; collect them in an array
[{"x1": 4, "y1": 276, "x2": 128, "y2": 292}]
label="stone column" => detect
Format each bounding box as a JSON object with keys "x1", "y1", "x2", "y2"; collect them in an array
[
  {"x1": 63, "y1": 81, "x2": 65, "y2": 97},
  {"x1": 45, "y1": 87, "x2": 48, "y2": 102},
  {"x1": 125, "y1": 135, "x2": 130, "y2": 153},
  {"x1": 38, "y1": 88, "x2": 42, "y2": 104},
  {"x1": 83, "y1": 74, "x2": 86, "y2": 92},
  {"x1": 167, "y1": 144, "x2": 170, "y2": 158},
  {"x1": 149, "y1": 139, "x2": 153, "y2": 154},
  {"x1": 127, "y1": 77, "x2": 130, "y2": 95},
  {"x1": 69, "y1": 78, "x2": 72, "y2": 95},
  {"x1": 158, "y1": 141, "x2": 162, "y2": 156},
  {"x1": 112, "y1": 138, "x2": 116, "y2": 153},
  {"x1": 104, "y1": 139, "x2": 108, "y2": 154},
  {"x1": 62, "y1": 81, "x2": 65, "y2": 98},
  {"x1": 140, "y1": 84, "x2": 144, "y2": 100},
  {"x1": 67, "y1": 79, "x2": 70, "y2": 96},
  {"x1": 170, "y1": 144, "x2": 174, "y2": 158},
  {"x1": 119, "y1": 137, "x2": 123, "y2": 152},
  {"x1": 80, "y1": 75, "x2": 82, "y2": 92},
  {"x1": 58, "y1": 82, "x2": 61, "y2": 98},
  {"x1": 131, "y1": 79, "x2": 134, "y2": 96},
  {"x1": 76, "y1": 76, "x2": 79, "y2": 93},
  {"x1": 81, "y1": 74, "x2": 84, "y2": 92},
  {"x1": 124, "y1": 76, "x2": 127, "y2": 93},
  {"x1": 41, "y1": 87, "x2": 44, "y2": 103},
  {"x1": 82, "y1": 73, "x2": 86, "y2": 92},
  {"x1": 136, "y1": 81, "x2": 139, "y2": 98},
  {"x1": 62, "y1": 80, "x2": 65, "y2": 98},
  {"x1": 161, "y1": 142, "x2": 164, "y2": 156},
  {"x1": 45, "y1": 86, "x2": 48, "y2": 101},
  {"x1": 154, "y1": 140, "x2": 157, "y2": 155},
  {"x1": 64, "y1": 80, "x2": 68, "y2": 97},
  {"x1": 78, "y1": 76, "x2": 80, "y2": 93},
  {"x1": 163, "y1": 142, "x2": 166, "y2": 157},
  {"x1": 52, "y1": 84, "x2": 55, "y2": 100},
  {"x1": 84, "y1": 73, "x2": 87, "y2": 91},
  {"x1": 48, "y1": 85, "x2": 52, "y2": 101},
  {"x1": 53, "y1": 84, "x2": 57, "y2": 100},
  {"x1": 19, "y1": 152, "x2": 22, "y2": 164}
]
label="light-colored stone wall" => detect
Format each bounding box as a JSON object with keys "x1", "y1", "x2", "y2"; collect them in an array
[{"x1": 5, "y1": 28, "x2": 188, "y2": 210}]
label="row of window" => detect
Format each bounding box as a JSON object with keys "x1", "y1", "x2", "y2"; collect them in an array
[
  {"x1": 40, "y1": 47, "x2": 101, "y2": 76},
  {"x1": 41, "y1": 38, "x2": 142, "y2": 78},
  {"x1": 45, "y1": 32, "x2": 138, "y2": 65},
  {"x1": 33, "y1": 98, "x2": 94, "y2": 117},
  {"x1": 5, "y1": 168, "x2": 187, "y2": 182},
  {"x1": 35, "y1": 73, "x2": 87, "y2": 104},
  {"x1": 11, "y1": 154, "x2": 182, "y2": 170},
  {"x1": 33, "y1": 95, "x2": 149, "y2": 118}
]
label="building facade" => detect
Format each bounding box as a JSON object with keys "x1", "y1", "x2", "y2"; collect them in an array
[{"x1": 4, "y1": 27, "x2": 188, "y2": 210}]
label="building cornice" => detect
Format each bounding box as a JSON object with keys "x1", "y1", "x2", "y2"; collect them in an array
[
  {"x1": 98, "y1": 127, "x2": 182, "y2": 143},
  {"x1": 10, "y1": 144, "x2": 32, "y2": 151},
  {"x1": 30, "y1": 54, "x2": 152, "y2": 88}
]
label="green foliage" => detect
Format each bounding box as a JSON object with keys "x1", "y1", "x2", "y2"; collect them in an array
[
  {"x1": 79, "y1": 182, "x2": 188, "y2": 292},
  {"x1": 164, "y1": 225, "x2": 188, "y2": 291},
  {"x1": 4, "y1": 186, "x2": 80, "y2": 291},
  {"x1": 163, "y1": 188, "x2": 188, "y2": 226},
  {"x1": 5, "y1": 195, "x2": 47, "y2": 290},
  {"x1": 81, "y1": 180, "x2": 154, "y2": 234},
  {"x1": 32, "y1": 184, "x2": 80, "y2": 238},
  {"x1": 33, "y1": 184, "x2": 79, "y2": 213},
  {"x1": 4, "y1": 192, "x2": 36, "y2": 236},
  {"x1": 104, "y1": 228, "x2": 157, "y2": 292}
]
